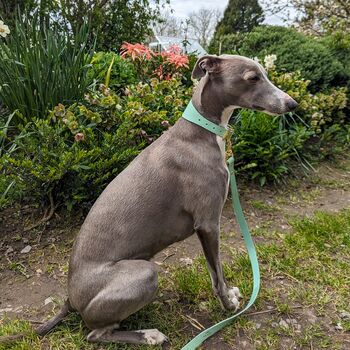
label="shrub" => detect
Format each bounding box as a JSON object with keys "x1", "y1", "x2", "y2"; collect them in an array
[
  {"x1": 0, "y1": 14, "x2": 93, "y2": 122},
  {"x1": 209, "y1": 26, "x2": 345, "y2": 92},
  {"x1": 232, "y1": 110, "x2": 312, "y2": 185},
  {"x1": 269, "y1": 70, "x2": 348, "y2": 134},
  {"x1": 321, "y1": 32, "x2": 350, "y2": 102},
  {"x1": 1, "y1": 79, "x2": 192, "y2": 210},
  {"x1": 120, "y1": 42, "x2": 190, "y2": 82},
  {"x1": 88, "y1": 52, "x2": 138, "y2": 92}
]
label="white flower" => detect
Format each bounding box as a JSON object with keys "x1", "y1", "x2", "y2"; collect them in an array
[
  {"x1": 264, "y1": 54, "x2": 277, "y2": 70},
  {"x1": 253, "y1": 57, "x2": 260, "y2": 63},
  {"x1": 0, "y1": 20, "x2": 10, "y2": 38}
]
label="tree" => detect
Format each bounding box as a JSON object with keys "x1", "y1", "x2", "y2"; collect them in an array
[
  {"x1": 152, "y1": 10, "x2": 183, "y2": 37},
  {"x1": 0, "y1": 1, "x2": 165, "y2": 51},
  {"x1": 261, "y1": 0, "x2": 350, "y2": 36},
  {"x1": 214, "y1": 0, "x2": 265, "y2": 36},
  {"x1": 59, "y1": 0, "x2": 164, "y2": 50},
  {"x1": 188, "y1": 8, "x2": 222, "y2": 48},
  {"x1": 0, "y1": 1, "x2": 54, "y2": 29},
  {"x1": 0, "y1": 1, "x2": 33, "y2": 22}
]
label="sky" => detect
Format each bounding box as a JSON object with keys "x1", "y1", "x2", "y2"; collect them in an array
[{"x1": 164, "y1": 0, "x2": 294, "y2": 26}]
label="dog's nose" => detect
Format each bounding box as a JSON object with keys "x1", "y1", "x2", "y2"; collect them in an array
[{"x1": 286, "y1": 98, "x2": 298, "y2": 111}]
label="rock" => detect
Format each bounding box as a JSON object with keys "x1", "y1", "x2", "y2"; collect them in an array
[
  {"x1": 179, "y1": 257, "x2": 193, "y2": 266},
  {"x1": 286, "y1": 318, "x2": 298, "y2": 325},
  {"x1": 335, "y1": 322, "x2": 343, "y2": 331},
  {"x1": 22, "y1": 238, "x2": 29, "y2": 244},
  {"x1": 20, "y1": 245, "x2": 32, "y2": 254},
  {"x1": 279, "y1": 319, "x2": 289, "y2": 329},
  {"x1": 255, "y1": 322, "x2": 261, "y2": 329},
  {"x1": 44, "y1": 297, "x2": 54, "y2": 306},
  {"x1": 271, "y1": 322, "x2": 278, "y2": 328},
  {"x1": 340, "y1": 311, "x2": 350, "y2": 321},
  {"x1": 5, "y1": 246, "x2": 14, "y2": 255}
]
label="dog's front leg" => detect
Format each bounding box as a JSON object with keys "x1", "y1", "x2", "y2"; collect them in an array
[{"x1": 197, "y1": 225, "x2": 241, "y2": 311}]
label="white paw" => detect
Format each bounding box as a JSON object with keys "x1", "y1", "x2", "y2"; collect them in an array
[
  {"x1": 227, "y1": 287, "x2": 242, "y2": 310},
  {"x1": 228, "y1": 287, "x2": 242, "y2": 299},
  {"x1": 138, "y1": 329, "x2": 168, "y2": 345}
]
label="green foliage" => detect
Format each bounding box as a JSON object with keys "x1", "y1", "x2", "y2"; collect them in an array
[
  {"x1": 214, "y1": 0, "x2": 264, "y2": 36},
  {"x1": 321, "y1": 32, "x2": 350, "y2": 98},
  {"x1": 1, "y1": 79, "x2": 191, "y2": 210},
  {"x1": 58, "y1": 0, "x2": 164, "y2": 51},
  {"x1": 269, "y1": 70, "x2": 348, "y2": 134},
  {"x1": 232, "y1": 110, "x2": 312, "y2": 185},
  {"x1": 0, "y1": 14, "x2": 93, "y2": 122},
  {"x1": 88, "y1": 52, "x2": 138, "y2": 92},
  {"x1": 0, "y1": 1, "x2": 49, "y2": 28},
  {"x1": 210, "y1": 26, "x2": 346, "y2": 92},
  {"x1": 1, "y1": 1, "x2": 164, "y2": 52}
]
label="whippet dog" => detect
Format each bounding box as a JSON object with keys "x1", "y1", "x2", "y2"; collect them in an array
[{"x1": 2, "y1": 55, "x2": 298, "y2": 346}]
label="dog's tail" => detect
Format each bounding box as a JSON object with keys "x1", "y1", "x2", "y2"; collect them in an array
[{"x1": 0, "y1": 299, "x2": 71, "y2": 344}]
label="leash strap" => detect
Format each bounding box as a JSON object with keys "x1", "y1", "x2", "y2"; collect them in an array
[{"x1": 180, "y1": 103, "x2": 261, "y2": 350}]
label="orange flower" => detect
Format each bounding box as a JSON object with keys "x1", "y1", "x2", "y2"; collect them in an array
[
  {"x1": 161, "y1": 45, "x2": 189, "y2": 69},
  {"x1": 166, "y1": 54, "x2": 189, "y2": 68},
  {"x1": 120, "y1": 42, "x2": 154, "y2": 61},
  {"x1": 166, "y1": 44, "x2": 182, "y2": 55}
]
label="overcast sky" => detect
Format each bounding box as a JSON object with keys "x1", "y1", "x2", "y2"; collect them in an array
[{"x1": 163, "y1": 0, "x2": 292, "y2": 25}]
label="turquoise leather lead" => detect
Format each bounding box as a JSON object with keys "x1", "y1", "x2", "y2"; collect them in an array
[{"x1": 181, "y1": 101, "x2": 261, "y2": 350}]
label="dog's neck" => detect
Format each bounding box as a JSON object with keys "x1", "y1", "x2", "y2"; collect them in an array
[{"x1": 192, "y1": 75, "x2": 236, "y2": 127}]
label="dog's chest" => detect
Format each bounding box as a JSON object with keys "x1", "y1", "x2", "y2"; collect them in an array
[{"x1": 216, "y1": 136, "x2": 230, "y2": 198}]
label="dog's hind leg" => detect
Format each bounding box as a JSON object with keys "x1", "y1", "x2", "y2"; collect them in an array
[
  {"x1": 70, "y1": 260, "x2": 167, "y2": 345},
  {"x1": 87, "y1": 327, "x2": 168, "y2": 345}
]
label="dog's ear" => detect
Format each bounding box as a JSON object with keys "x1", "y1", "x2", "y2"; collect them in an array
[{"x1": 192, "y1": 55, "x2": 222, "y2": 80}]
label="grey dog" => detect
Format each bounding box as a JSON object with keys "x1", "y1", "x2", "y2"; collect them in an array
[{"x1": 1, "y1": 55, "x2": 298, "y2": 346}]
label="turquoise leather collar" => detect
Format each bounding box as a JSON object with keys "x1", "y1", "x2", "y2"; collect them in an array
[{"x1": 182, "y1": 100, "x2": 227, "y2": 138}]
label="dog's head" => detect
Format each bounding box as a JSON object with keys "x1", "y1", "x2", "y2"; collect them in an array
[{"x1": 192, "y1": 54, "x2": 298, "y2": 115}]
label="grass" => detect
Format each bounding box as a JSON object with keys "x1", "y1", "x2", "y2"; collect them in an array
[{"x1": 1, "y1": 209, "x2": 350, "y2": 349}]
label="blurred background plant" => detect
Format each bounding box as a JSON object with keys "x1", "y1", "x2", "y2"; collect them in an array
[{"x1": 0, "y1": 12, "x2": 93, "y2": 122}]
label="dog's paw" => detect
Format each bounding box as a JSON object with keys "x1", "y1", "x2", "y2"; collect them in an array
[
  {"x1": 138, "y1": 329, "x2": 168, "y2": 345},
  {"x1": 228, "y1": 286, "x2": 242, "y2": 299},
  {"x1": 222, "y1": 287, "x2": 242, "y2": 311}
]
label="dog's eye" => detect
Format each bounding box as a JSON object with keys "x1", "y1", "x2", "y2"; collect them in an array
[{"x1": 249, "y1": 75, "x2": 260, "y2": 82}]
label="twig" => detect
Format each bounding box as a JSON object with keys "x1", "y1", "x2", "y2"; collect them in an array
[
  {"x1": 162, "y1": 253, "x2": 176, "y2": 262},
  {"x1": 26, "y1": 319, "x2": 43, "y2": 324},
  {"x1": 24, "y1": 192, "x2": 56, "y2": 232},
  {"x1": 184, "y1": 315, "x2": 205, "y2": 331},
  {"x1": 245, "y1": 305, "x2": 303, "y2": 317},
  {"x1": 278, "y1": 270, "x2": 300, "y2": 283}
]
